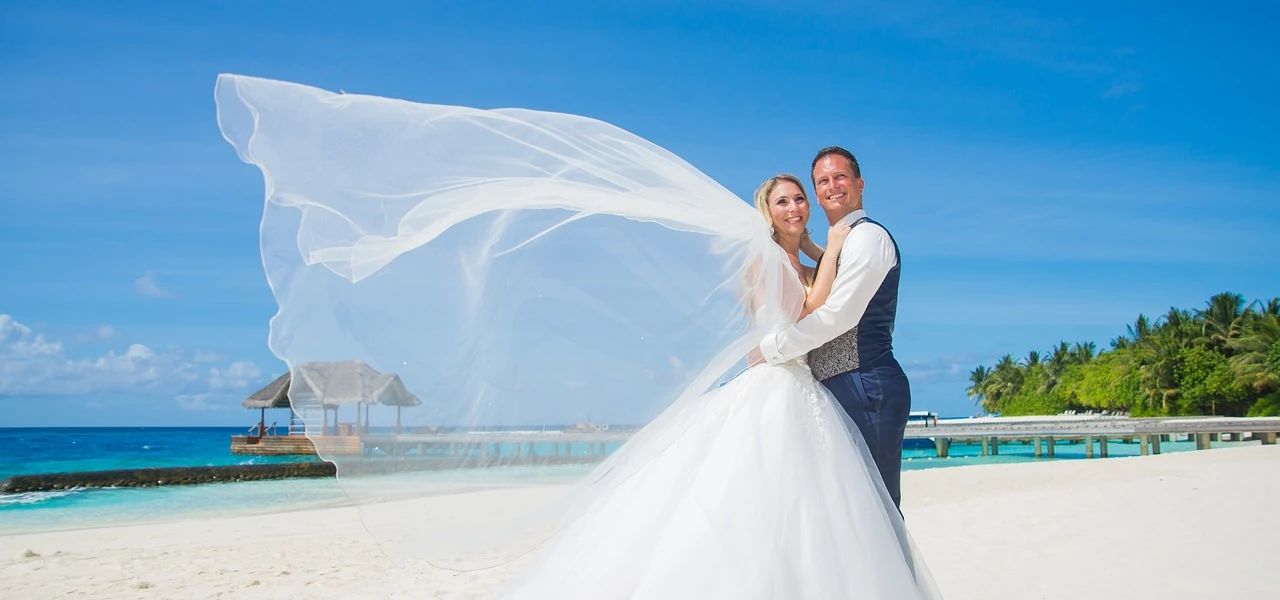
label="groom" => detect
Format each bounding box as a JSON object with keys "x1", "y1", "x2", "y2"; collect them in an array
[{"x1": 758, "y1": 146, "x2": 911, "y2": 509}]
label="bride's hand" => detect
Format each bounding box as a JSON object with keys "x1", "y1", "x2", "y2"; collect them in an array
[
  {"x1": 799, "y1": 229, "x2": 825, "y2": 262},
  {"x1": 826, "y1": 222, "x2": 853, "y2": 254}
]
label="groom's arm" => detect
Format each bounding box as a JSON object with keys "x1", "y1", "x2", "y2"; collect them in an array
[{"x1": 759, "y1": 223, "x2": 897, "y2": 365}]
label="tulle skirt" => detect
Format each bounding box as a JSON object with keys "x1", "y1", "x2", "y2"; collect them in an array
[{"x1": 504, "y1": 361, "x2": 942, "y2": 599}]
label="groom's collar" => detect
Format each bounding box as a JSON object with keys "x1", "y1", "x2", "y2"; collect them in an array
[{"x1": 836, "y1": 209, "x2": 868, "y2": 226}]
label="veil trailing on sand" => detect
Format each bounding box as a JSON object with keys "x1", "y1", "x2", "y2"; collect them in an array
[{"x1": 214, "y1": 74, "x2": 805, "y2": 570}]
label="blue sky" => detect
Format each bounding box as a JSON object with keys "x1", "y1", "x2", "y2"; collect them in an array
[{"x1": 1, "y1": 0, "x2": 1277, "y2": 426}]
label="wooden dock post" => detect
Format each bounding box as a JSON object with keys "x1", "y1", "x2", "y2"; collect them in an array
[
  {"x1": 989, "y1": 436, "x2": 999, "y2": 456},
  {"x1": 1151, "y1": 435, "x2": 1162, "y2": 454},
  {"x1": 1046, "y1": 436, "x2": 1056, "y2": 457},
  {"x1": 1085, "y1": 436, "x2": 1094, "y2": 459},
  {"x1": 1262, "y1": 432, "x2": 1277, "y2": 445},
  {"x1": 1099, "y1": 437, "x2": 1109, "y2": 458},
  {"x1": 1140, "y1": 435, "x2": 1150, "y2": 456},
  {"x1": 1034, "y1": 436, "x2": 1042, "y2": 458},
  {"x1": 981, "y1": 437, "x2": 989, "y2": 456},
  {"x1": 936, "y1": 438, "x2": 951, "y2": 458},
  {"x1": 1195, "y1": 433, "x2": 1211, "y2": 450}
]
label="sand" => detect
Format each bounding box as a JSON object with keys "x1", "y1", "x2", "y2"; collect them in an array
[{"x1": 3, "y1": 444, "x2": 1278, "y2": 599}]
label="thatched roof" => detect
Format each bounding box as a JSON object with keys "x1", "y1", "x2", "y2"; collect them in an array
[
  {"x1": 243, "y1": 372, "x2": 291, "y2": 409},
  {"x1": 242, "y1": 361, "x2": 423, "y2": 409}
]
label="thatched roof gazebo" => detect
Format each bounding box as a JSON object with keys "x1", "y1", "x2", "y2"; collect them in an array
[
  {"x1": 242, "y1": 372, "x2": 292, "y2": 436},
  {"x1": 242, "y1": 361, "x2": 423, "y2": 436}
]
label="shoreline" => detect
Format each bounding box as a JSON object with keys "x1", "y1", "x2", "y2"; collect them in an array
[{"x1": 3, "y1": 445, "x2": 1277, "y2": 599}]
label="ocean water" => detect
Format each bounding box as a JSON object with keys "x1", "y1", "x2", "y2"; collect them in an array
[
  {"x1": 0, "y1": 427, "x2": 332, "y2": 535},
  {"x1": 0, "y1": 427, "x2": 318, "y2": 479},
  {"x1": 0, "y1": 427, "x2": 1253, "y2": 536}
]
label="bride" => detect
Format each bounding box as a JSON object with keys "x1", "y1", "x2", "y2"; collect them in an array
[
  {"x1": 504, "y1": 175, "x2": 940, "y2": 599},
  {"x1": 213, "y1": 74, "x2": 940, "y2": 599}
]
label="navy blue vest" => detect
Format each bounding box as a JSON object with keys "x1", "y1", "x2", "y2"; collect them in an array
[
  {"x1": 807, "y1": 217, "x2": 902, "y2": 380},
  {"x1": 855, "y1": 217, "x2": 900, "y2": 369}
]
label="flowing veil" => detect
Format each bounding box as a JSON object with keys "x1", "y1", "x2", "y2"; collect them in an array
[{"x1": 215, "y1": 74, "x2": 808, "y2": 570}]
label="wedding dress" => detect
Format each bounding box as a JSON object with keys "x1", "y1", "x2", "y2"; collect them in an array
[
  {"x1": 213, "y1": 74, "x2": 940, "y2": 599},
  {"x1": 505, "y1": 308, "x2": 941, "y2": 599}
]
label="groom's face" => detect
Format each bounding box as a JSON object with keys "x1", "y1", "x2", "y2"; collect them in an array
[{"x1": 812, "y1": 155, "x2": 864, "y2": 219}]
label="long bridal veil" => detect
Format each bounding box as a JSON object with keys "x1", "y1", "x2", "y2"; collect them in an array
[{"x1": 214, "y1": 74, "x2": 808, "y2": 569}]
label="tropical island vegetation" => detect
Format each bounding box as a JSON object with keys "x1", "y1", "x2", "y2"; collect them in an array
[{"x1": 966, "y1": 293, "x2": 1280, "y2": 417}]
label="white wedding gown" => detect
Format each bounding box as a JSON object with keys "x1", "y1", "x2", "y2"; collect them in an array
[{"x1": 506, "y1": 354, "x2": 942, "y2": 599}]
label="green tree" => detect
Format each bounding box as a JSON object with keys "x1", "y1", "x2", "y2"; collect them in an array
[
  {"x1": 1228, "y1": 315, "x2": 1280, "y2": 395},
  {"x1": 1198, "y1": 292, "x2": 1250, "y2": 349},
  {"x1": 967, "y1": 365, "x2": 991, "y2": 410},
  {"x1": 967, "y1": 292, "x2": 1273, "y2": 417},
  {"x1": 1175, "y1": 346, "x2": 1249, "y2": 415},
  {"x1": 1039, "y1": 341, "x2": 1073, "y2": 393},
  {"x1": 1057, "y1": 349, "x2": 1143, "y2": 412}
]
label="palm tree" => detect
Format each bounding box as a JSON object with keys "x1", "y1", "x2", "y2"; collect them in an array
[
  {"x1": 967, "y1": 365, "x2": 991, "y2": 407},
  {"x1": 1024, "y1": 350, "x2": 1042, "y2": 368},
  {"x1": 1228, "y1": 312, "x2": 1280, "y2": 394},
  {"x1": 983, "y1": 354, "x2": 1023, "y2": 414},
  {"x1": 1199, "y1": 292, "x2": 1250, "y2": 349},
  {"x1": 1127, "y1": 314, "x2": 1153, "y2": 345},
  {"x1": 1135, "y1": 313, "x2": 1186, "y2": 414},
  {"x1": 1164, "y1": 307, "x2": 1195, "y2": 340},
  {"x1": 1070, "y1": 341, "x2": 1096, "y2": 364},
  {"x1": 1264, "y1": 298, "x2": 1280, "y2": 318},
  {"x1": 1039, "y1": 341, "x2": 1072, "y2": 393}
]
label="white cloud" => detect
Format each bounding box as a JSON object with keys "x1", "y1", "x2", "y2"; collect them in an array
[
  {"x1": 193, "y1": 350, "x2": 222, "y2": 363},
  {"x1": 902, "y1": 356, "x2": 974, "y2": 384},
  {"x1": 10, "y1": 332, "x2": 61, "y2": 356},
  {"x1": 96, "y1": 325, "x2": 116, "y2": 340},
  {"x1": 1, "y1": 314, "x2": 62, "y2": 356},
  {"x1": 175, "y1": 393, "x2": 229, "y2": 411},
  {"x1": 0, "y1": 313, "x2": 251, "y2": 398},
  {"x1": 134, "y1": 270, "x2": 169, "y2": 297},
  {"x1": 0, "y1": 314, "x2": 33, "y2": 344},
  {"x1": 209, "y1": 360, "x2": 263, "y2": 390}
]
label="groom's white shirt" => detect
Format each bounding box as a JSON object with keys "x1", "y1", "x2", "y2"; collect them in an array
[{"x1": 759, "y1": 209, "x2": 898, "y2": 365}]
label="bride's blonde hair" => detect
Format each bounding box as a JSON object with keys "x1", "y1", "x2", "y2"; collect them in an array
[{"x1": 752, "y1": 174, "x2": 807, "y2": 237}]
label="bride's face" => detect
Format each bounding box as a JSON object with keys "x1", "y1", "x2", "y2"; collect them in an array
[{"x1": 767, "y1": 180, "x2": 809, "y2": 240}]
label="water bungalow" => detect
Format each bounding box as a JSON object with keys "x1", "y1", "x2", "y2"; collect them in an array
[{"x1": 231, "y1": 360, "x2": 422, "y2": 455}]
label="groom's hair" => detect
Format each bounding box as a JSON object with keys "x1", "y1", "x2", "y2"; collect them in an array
[{"x1": 811, "y1": 146, "x2": 861, "y2": 180}]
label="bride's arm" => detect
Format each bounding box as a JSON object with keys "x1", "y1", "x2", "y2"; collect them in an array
[
  {"x1": 799, "y1": 222, "x2": 852, "y2": 319},
  {"x1": 741, "y1": 257, "x2": 769, "y2": 368}
]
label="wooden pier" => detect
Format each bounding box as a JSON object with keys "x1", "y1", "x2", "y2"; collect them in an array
[
  {"x1": 230, "y1": 434, "x2": 317, "y2": 455},
  {"x1": 232, "y1": 416, "x2": 1280, "y2": 463},
  {"x1": 360, "y1": 432, "x2": 635, "y2": 459},
  {"x1": 906, "y1": 416, "x2": 1280, "y2": 459}
]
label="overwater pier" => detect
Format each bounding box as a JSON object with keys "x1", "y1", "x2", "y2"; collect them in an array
[{"x1": 906, "y1": 416, "x2": 1280, "y2": 458}]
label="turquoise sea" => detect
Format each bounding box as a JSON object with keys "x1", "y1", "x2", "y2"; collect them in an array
[{"x1": 0, "y1": 427, "x2": 1248, "y2": 535}]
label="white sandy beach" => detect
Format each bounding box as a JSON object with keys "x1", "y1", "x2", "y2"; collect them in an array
[{"x1": 3, "y1": 444, "x2": 1278, "y2": 599}]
